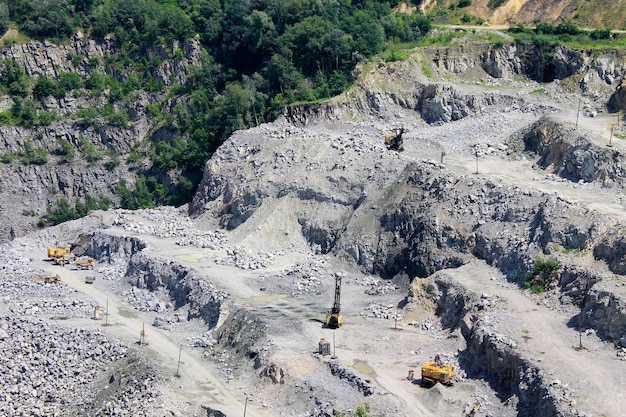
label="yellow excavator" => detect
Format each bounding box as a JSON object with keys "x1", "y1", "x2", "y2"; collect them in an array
[
  {"x1": 421, "y1": 355, "x2": 454, "y2": 386},
  {"x1": 32, "y1": 274, "x2": 61, "y2": 284},
  {"x1": 326, "y1": 274, "x2": 343, "y2": 329}
]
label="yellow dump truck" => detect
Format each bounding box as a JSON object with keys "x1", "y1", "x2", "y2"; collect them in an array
[
  {"x1": 74, "y1": 257, "x2": 96, "y2": 270},
  {"x1": 421, "y1": 357, "x2": 454, "y2": 386}
]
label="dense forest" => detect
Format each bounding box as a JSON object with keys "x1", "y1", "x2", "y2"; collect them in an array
[{"x1": 0, "y1": 0, "x2": 431, "y2": 217}]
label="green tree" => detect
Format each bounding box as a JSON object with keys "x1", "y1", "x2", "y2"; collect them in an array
[
  {"x1": 243, "y1": 10, "x2": 277, "y2": 58},
  {"x1": 0, "y1": 2, "x2": 9, "y2": 34},
  {"x1": 1, "y1": 59, "x2": 29, "y2": 97},
  {"x1": 33, "y1": 75, "x2": 58, "y2": 98},
  {"x1": 46, "y1": 198, "x2": 77, "y2": 225},
  {"x1": 191, "y1": 0, "x2": 223, "y2": 46},
  {"x1": 21, "y1": 0, "x2": 73, "y2": 40}
]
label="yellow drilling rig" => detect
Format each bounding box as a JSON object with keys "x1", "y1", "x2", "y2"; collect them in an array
[{"x1": 326, "y1": 274, "x2": 343, "y2": 329}]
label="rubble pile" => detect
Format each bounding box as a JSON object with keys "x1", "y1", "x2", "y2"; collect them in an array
[
  {"x1": 353, "y1": 275, "x2": 398, "y2": 296},
  {"x1": 0, "y1": 315, "x2": 127, "y2": 417},
  {"x1": 214, "y1": 247, "x2": 277, "y2": 270},
  {"x1": 176, "y1": 229, "x2": 228, "y2": 248},
  {"x1": 258, "y1": 260, "x2": 334, "y2": 296},
  {"x1": 0, "y1": 241, "x2": 166, "y2": 416},
  {"x1": 360, "y1": 302, "x2": 402, "y2": 320},
  {"x1": 327, "y1": 362, "x2": 376, "y2": 396},
  {"x1": 11, "y1": 298, "x2": 93, "y2": 318},
  {"x1": 122, "y1": 286, "x2": 173, "y2": 313},
  {"x1": 113, "y1": 209, "x2": 228, "y2": 248},
  {"x1": 112, "y1": 214, "x2": 152, "y2": 234}
]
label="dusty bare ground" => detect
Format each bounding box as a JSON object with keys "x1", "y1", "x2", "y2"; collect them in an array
[
  {"x1": 11, "y1": 56, "x2": 626, "y2": 417},
  {"x1": 29, "y1": 115, "x2": 626, "y2": 417}
]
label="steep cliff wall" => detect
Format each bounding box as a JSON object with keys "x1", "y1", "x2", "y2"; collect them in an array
[{"x1": 0, "y1": 36, "x2": 201, "y2": 242}]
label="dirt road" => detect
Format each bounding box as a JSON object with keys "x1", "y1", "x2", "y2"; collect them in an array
[
  {"x1": 448, "y1": 261, "x2": 626, "y2": 417},
  {"x1": 35, "y1": 258, "x2": 273, "y2": 417}
]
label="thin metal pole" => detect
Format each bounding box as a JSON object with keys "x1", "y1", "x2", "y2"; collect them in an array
[
  {"x1": 243, "y1": 395, "x2": 248, "y2": 417},
  {"x1": 475, "y1": 151, "x2": 479, "y2": 174},
  {"x1": 175, "y1": 344, "x2": 182, "y2": 377},
  {"x1": 394, "y1": 307, "x2": 398, "y2": 329},
  {"x1": 102, "y1": 299, "x2": 111, "y2": 327},
  {"x1": 576, "y1": 97, "x2": 581, "y2": 127},
  {"x1": 609, "y1": 125, "x2": 614, "y2": 147}
]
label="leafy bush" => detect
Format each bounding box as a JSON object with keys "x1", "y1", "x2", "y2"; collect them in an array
[
  {"x1": 77, "y1": 106, "x2": 100, "y2": 126},
  {"x1": 11, "y1": 99, "x2": 37, "y2": 127},
  {"x1": 58, "y1": 71, "x2": 85, "y2": 92},
  {"x1": 458, "y1": 0, "x2": 472, "y2": 7},
  {"x1": 590, "y1": 29, "x2": 611, "y2": 40},
  {"x1": 87, "y1": 70, "x2": 106, "y2": 94},
  {"x1": 333, "y1": 403, "x2": 378, "y2": 417},
  {"x1": 487, "y1": 0, "x2": 507, "y2": 9},
  {"x1": 0, "y1": 110, "x2": 12, "y2": 125},
  {"x1": 2, "y1": 140, "x2": 50, "y2": 165},
  {"x1": 78, "y1": 136, "x2": 101, "y2": 163},
  {"x1": 116, "y1": 178, "x2": 156, "y2": 210},
  {"x1": 106, "y1": 108, "x2": 131, "y2": 128},
  {"x1": 42, "y1": 194, "x2": 110, "y2": 226},
  {"x1": 18, "y1": 141, "x2": 48, "y2": 165},
  {"x1": 523, "y1": 256, "x2": 561, "y2": 294},
  {"x1": 0, "y1": 59, "x2": 29, "y2": 97},
  {"x1": 67, "y1": 52, "x2": 82, "y2": 66},
  {"x1": 45, "y1": 198, "x2": 75, "y2": 225},
  {"x1": 55, "y1": 138, "x2": 75, "y2": 161},
  {"x1": 33, "y1": 76, "x2": 58, "y2": 98},
  {"x1": 37, "y1": 110, "x2": 57, "y2": 126}
]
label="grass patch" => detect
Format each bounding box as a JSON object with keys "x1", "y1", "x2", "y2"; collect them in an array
[
  {"x1": 560, "y1": 247, "x2": 581, "y2": 255},
  {"x1": 418, "y1": 31, "x2": 463, "y2": 47},
  {"x1": 530, "y1": 88, "x2": 547, "y2": 94},
  {"x1": 383, "y1": 43, "x2": 420, "y2": 62},
  {"x1": 421, "y1": 60, "x2": 433, "y2": 78}
]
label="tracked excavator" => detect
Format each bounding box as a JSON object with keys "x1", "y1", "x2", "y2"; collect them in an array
[
  {"x1": 421, "y1": 354, "x2": 454, "y2": 386},
  {"x1": 326, "y1": 274, "x2": 343, "y2": 329}
]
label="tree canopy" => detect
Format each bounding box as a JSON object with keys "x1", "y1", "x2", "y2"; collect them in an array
[{"x1": 1, "y1": 0, "x2": 432, "y2": 208}]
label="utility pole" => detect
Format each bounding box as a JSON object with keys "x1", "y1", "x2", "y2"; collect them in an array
[
  {"x1": 175, "y1": 344, "x2": 182, "y2": 377},
  {"x1": 102, "y1": 299, "x2": 111, "y2": 327},
  {"x1": 475, "y1": 150, "x2": 479, "y2": 175},
  {"x1": 608, "y1": 125, "x2": 615, "y2": 147},
  {"x1": 574, "y1": 283, "x2": 590, "y2": 351},
  {"x1": 391, "y1": 306, "x2": 403, "y2": 331},
  {"x1": 576, "y1": 97, "x2": 581, "y2": 127},
  {"x1": 139, "y1": 322, "x2": 148, "y2": 346}
]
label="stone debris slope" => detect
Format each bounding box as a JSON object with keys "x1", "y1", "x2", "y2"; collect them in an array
[{"x1": 2, "y1": 40, "x2": 626, "y2": 417}]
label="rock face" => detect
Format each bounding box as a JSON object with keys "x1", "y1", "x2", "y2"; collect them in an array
[
  {"x1": 421, "y1": 274, "x2": 584, "y2": 417},
  {"x1": 0, "y1": 36, "x2": 202, "y2": 242},
  {"x1": 520, "y1": 117, "x2": 626, "y2": 185},
  {"x1": 87, "y1": 231, "x2": 228, "y2": 329}
]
